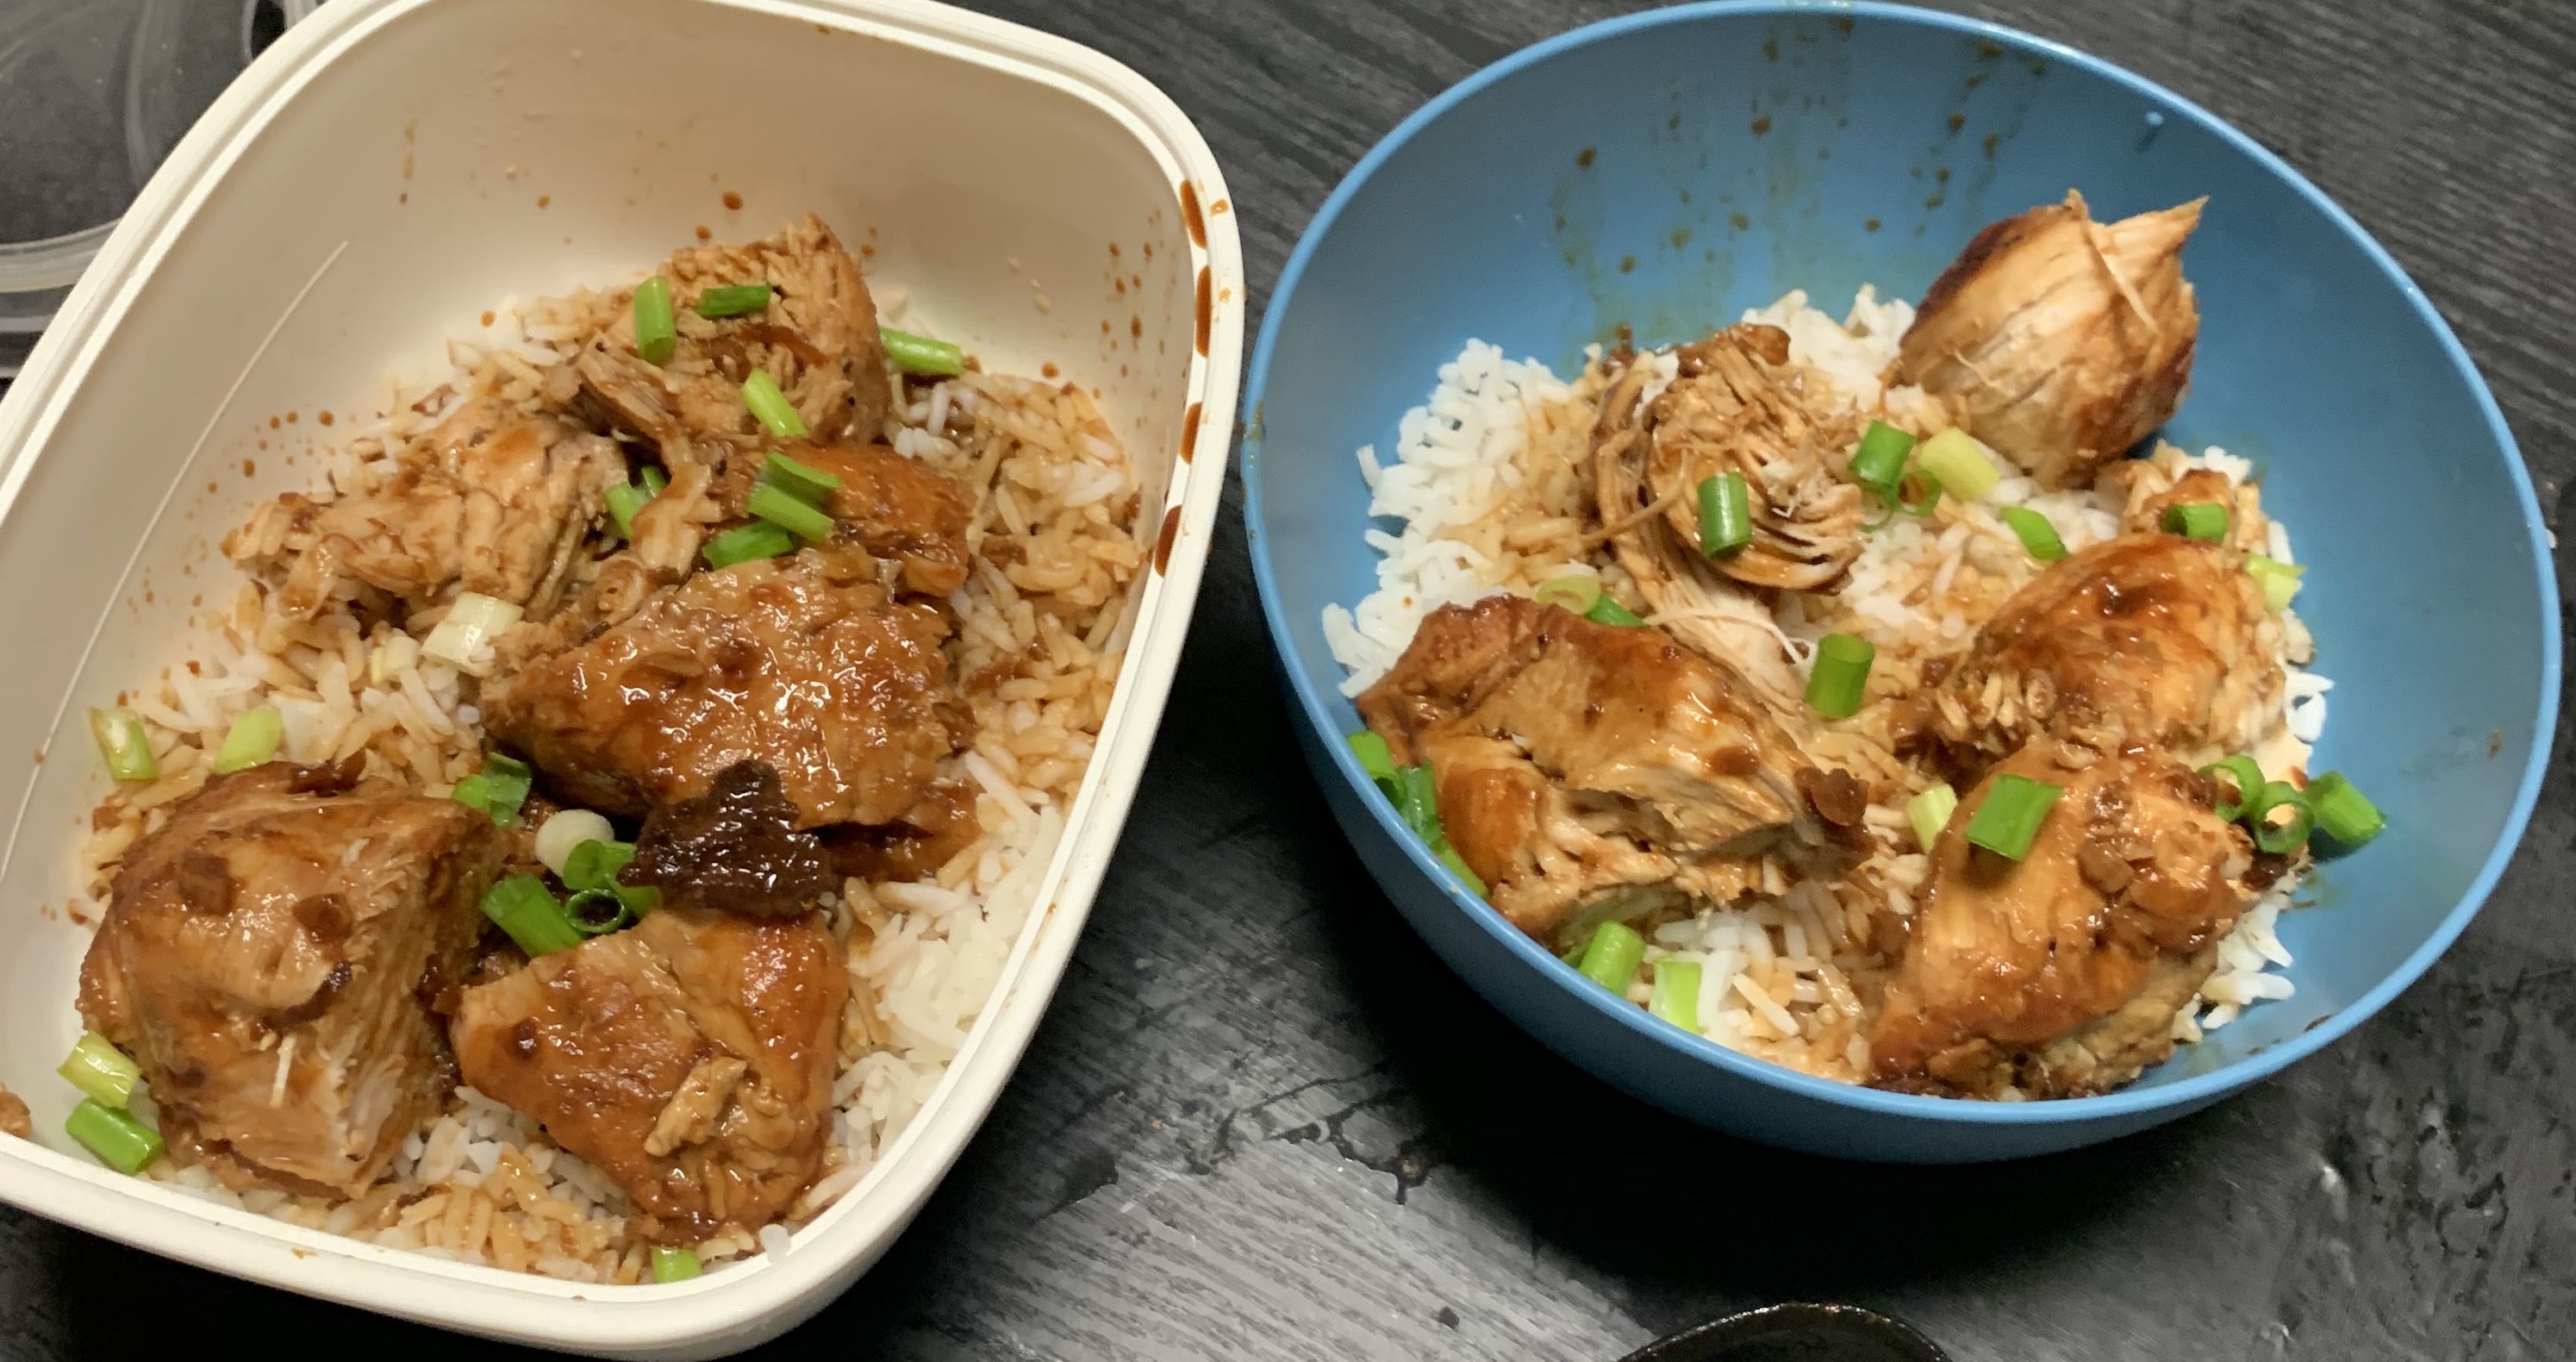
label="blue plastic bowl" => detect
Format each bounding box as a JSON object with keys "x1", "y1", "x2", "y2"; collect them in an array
[{"x1": 1242, "y1": 2, "x2": 2558, "y2": 1162}]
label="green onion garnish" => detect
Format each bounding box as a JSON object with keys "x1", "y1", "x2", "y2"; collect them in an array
[
  {"x1": 2247, "y1": 780, "x2": 2314, "y2": 855},
  {"x1": 2202, "y1": 756, "x2": 2264, "y2": 822},
  {"x1": 1392, "y1": 764, "x2": 1441, "y2": 846},
  {"x1": 740, "y1": 368, "x2": 808, "y2": 440},
  {"x1": 604, "y1": 476, "x2": 658, "y2": 540},
  {"x1": 693, "y1": 283, "x2": 773, "y2": 319},
  {"x1": 2161, "y1": 502, "x2": 2230, "y2": 542},
  {"x1": 1897, "y1": 469, "x2": 1943, "y2": 517},
  {"x1": 1346, "y1": 731, "x2": 1396, "y2": 784},
  {"x1": 882, "y1": 327, "x2": 965, "y2": 378},
  {"x1": 1698, "y1": 472, "x2": 1751, "y2": 557},
  {"x1": 1575, "y1": 920, "x2": 1647, "y2": 993},
  {"x1": 65, "y1": 1099, "x2": 162, "y2": 1175},
  {"x1": 1964, "y1": 773, "x2": 2063, "y2": 860},
  {"x1": 451, "y1": 753, "x2": 533, "y2": 827},
  {"x1": 1998, "y1": 506, "x2": 2068, "y2": 561},
  {"x1": 1584, "y1": 594, "x2": 1646, "y2": 627},
  {"x1": 642, "y1": 465, "x2": 669, "y2": 497},
  {"x1": 563, "y1": 888, "x2": 637, "y2": 936},
  {"x1": 481, "y1": 873, "x2": 586, "y2": 957},
  {"x1": 1434, "y1": 842, "x2": 1488, "y2": 899},
  {"x1": 2247, "y1": 554, "x2": 2305, "y2": 611},
  {"x1": 702, "y1": 521, "x2": 797, "y2": 570},
  {"x1": 1849, "y1": 421, "x2": 1915, "y2": 491},
  {"x1": 88, "y1": 707, "x2": 157, "y2": 784},
  {"x1": 652, "y1": 1246, "x2": 703, "y2": 1283},
  {"x1": 2305, "y1": 772, "x2": 2385, "y2": 847},
  {"x1": 1805, "y1": 633, "x2": 1874, "y2": 720},
  {"x1": 1905, "y1": 782, "x2": 1958, "y2": 852},
  {"x1": 632, "y1": 276, "x2": 677, "y2": 365},
  {"x1": 762, "y1": 451, "x2": 842, "y2": 509},
  {"x1": 745, "y1": 480, "x2": 836, "y2": 542},
  {"x1": 1533, "y1": 574, "x2": 1603, "y2": 615},
  {"x1": 1650, "y1": 959, "x2": 1701, "y2": 1030},
  {"x1": 561, "y1": 837, "x2": 659, "y2": 915},
  {"x1": 212, "y1": 707, "x2": 284, "y2": 774},
  {"x1": 58, "y1": 1033, "x2": 140, "y2": 1109},
  {"x1": 1917, "y1": 428, "x2": 2000, "y2": 502}
]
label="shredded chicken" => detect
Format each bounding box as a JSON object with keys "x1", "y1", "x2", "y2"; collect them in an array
[{"x1": 1893, "y1": 191, "x2": 2204, "y2": 489}]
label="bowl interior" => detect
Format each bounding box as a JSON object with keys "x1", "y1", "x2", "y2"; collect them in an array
[{"x1": 1248, "y1": 3, "x2": 2553, "y2": 1111}]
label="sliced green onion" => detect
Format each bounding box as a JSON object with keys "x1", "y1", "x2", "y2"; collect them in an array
[
  {"x1": 2201, "y1": 755, "x2": 2264, "y2": 823},
  {"x1": 1575, "y1": 921, "x2": 1647, "y2": 993},
  {"x1": 452, "y1": 753, "x2": 533, "y2": 827},
  {"x1": 2161, "y1": 501, "x2": 2230, "y2": 542},
  {"x1": 1650, "y1": 959, "x2": 1701, "y2": 1031},
  {"x1": 882, "y1": 327, "x2": 965, "y2": 378},
  {"x1": 693, "y1": 283, "x2": 773, "y2": 318},
  {"x1": 65, "y1": 1099, "x2": 162, "y2": 1175},
  {"x1": 2247, "y1": 554, "x2": 2305, "y2": 611},
  {"x1": 563, "y1": 888, "x2": 637, "y2": 936},
  {"x1": 481, "y1": 873, "x2": 585, "y2": 957},
  {"x1": 745, "y1": 480, "x2": 837, "y2": 542},
  {"x1": 604, "y1": 480, "x2": 654, "y2": 540},
  {"x1": 1533, "y1": 574, "x2": 1603, "y2": 615},
  {"x1": 1918, "y1": 428, "x2": 2001, "y2": 502},
  {"x1": 1434, "y1": 843, "x2": 1488, "y2": 899},
  {"x1": 58, "y1": 1033, "x2": 140, "y2": 1109},
  {"x1": 741, "y1": 368, "x2": 808, "y2": 440},
  {"x1": 702, "y1": 521, "x2": 797, "y2": 570},
  {"x1": 421, "y1": 590, "x2": 524, "y2": 668},
  {"x1": 641, "y1": 465, "x2": 669, "y2": 497},
  {"x1": 1964, "y1": 772, "x2": 2064, "y2": 860},
  {"x1": 2248, "y1": 780, "x2": 2315, "y2": 855},
  {"x1": 1905, "y1": 782, "x2": 1958, "y2": 852},
  {"x1": 1345, "y1": 731, "x2": 1396, "y2": 784},
  {"x1": 1805, "y1": 633, "x2": 1874, "y2": 720},
  {"x1": 1557, "y1": 942, "x2": 1587, "y2": 967},
  {"x1": 1393, "y1": 764, "x2": 1442, "y2": 846},
  {"x1": 652, "y1": 1246, "x2": 703, "y2": 1283},
  {"x1": 212, "y1": 707, "x2": 284, "y2": 774},
  {"x1": 1998, "y1": 506, "x2": 2068, "y2": 561},
  {"x1": 89, "y1": 707, "x2": 158, "y2": 784},
  {"x1": 762, "y1": 450, "x2": 842, "y2": 508},
  {"x1": 2305, "y1": 772, "x2": 2385, "y2": 847},
  {"x1": 1698, "y1": 472, "x2": 1751, "y2": 557},
  {"x1": 1584, "y1": 594, "x2": 1646, "y2": 628},
  {"x1": 1897, "y1": 469, "x2": 1943, "y2": 517},
  {"x1": 632, "y1": 276, "x2": 677, "y2": 365},
  {"x1": 1849, "y1": 421, "x2": 1915, "y2": 491},
  {"x1": 561, "y1": 836, "x2": 658, "y2": 915}
]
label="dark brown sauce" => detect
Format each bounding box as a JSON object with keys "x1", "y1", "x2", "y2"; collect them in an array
[
  {"x1": 1193, "y1": 266, "x2": 1212, "y2": 357},
  {"x1": 1179, "y1": 181, "x2": 1207, "y2": 248},
  {"x1": 1153, "y1": 505, "x2": 1181, "y2": 574},
  {"x1": 1178, "y1": 402, "x2": 1202, "y2": 463},
  {"x1": 626, "y1": 761, "x2": 833, "y2": 918},
  {"x1": 721, "y1": 191, "x2": 743, "y2": 210}
]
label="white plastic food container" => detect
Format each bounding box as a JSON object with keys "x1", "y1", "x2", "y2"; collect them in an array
[{"x1": 0, "y1": 0, "x2": 1241, "y2": 1353}]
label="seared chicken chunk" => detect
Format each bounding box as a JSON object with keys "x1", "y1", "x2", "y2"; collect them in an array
[
  {"x1": 1870, "y1": 740, "x2": 2252, "y2": 1097},
  {"x1": 483, "y1": 553, "x2": 957, "y2": 828},
  {"x1": 451, "y1": 907, "x2": 845, "y2": 1243},
  {"x1": 718, "y1": 440, "x2": 975, "y2": 597},
  {"x1": 78, "y1": 763, "x2": 502, "y2": 1196},
  {"x1": 1595, "y1": 324, "x2": 1868, "y2": 592},
  {"x1": 1926, "y1": 533, "x2": 2280, "y2": 771},
  {"x1": 1893, "y1": 192, "x2": 2203, "y2": 489},
  {"x1": 1358, "y1": 596, "x2": 1823, "y2": 943},
  {"x1": 257, "y1": 398, "x2": 626, "y2": 619}
]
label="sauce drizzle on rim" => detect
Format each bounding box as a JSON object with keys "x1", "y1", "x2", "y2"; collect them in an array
[
  {"x1": 1153, "y1": 505, "x2": 1182, "y2": 574},
  {"x1": 1179, "y1": 182, "x2": 1207, "y2": 248}
]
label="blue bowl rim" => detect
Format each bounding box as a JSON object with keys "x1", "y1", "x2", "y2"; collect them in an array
[{"x1": 1241, "y1": 0, "x2": 2563, "y2": 1128}]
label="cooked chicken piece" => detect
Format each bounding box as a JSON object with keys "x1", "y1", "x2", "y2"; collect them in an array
[
  {"x1": 258, "y1": 398, "x2": 626, "y2": 619},
  {"x1": 482, "y1": 553, "x2": 957, "y2": 828},
  {"x1": 77, "y1": 763, "x2": 502, "y2": 1196},
  {"x1": 819, "y1": 780, "x2": 979, "y2": 885},
  {"x1": 2099, "y1": 460, "x2": 2273, "y2": 553},
  {"x1": 626, "y1": 760, "x2": 839, "y2": 918},
  {"x1": 1595, "y1": 324, "x2": 1867, "y2": 592},
  {"x1": 1869, "y1": 740, "x2": 2252, "y2": 1097},
  {"x1": 1926, "y1": 533, "x2": 2280, "y2": 771},
  {"x1": 1893, "y1": 192, "x2": 2204, "y2": 489},
  {"x1": 0, "y1": 1084, "x2": 28, "y2": 1140},
  {"x1": 1358, "y1": 596, "x2": 1828, "y2": 944},
  {"x1": 450, "y1": 906, "x2": 845, "y2": 1243},
  {"x1": 715, "y1": 440, "x2": 974, "y2": 597}
]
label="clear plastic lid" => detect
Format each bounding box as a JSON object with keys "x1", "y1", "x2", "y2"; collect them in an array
[{"x1": 0, "y1": 0, "x2": 314, "y2": 376}]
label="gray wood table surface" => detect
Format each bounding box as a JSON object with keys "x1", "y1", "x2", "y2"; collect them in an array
[{"x1": 5, "y1": 1, "x2": 2573, "y2": 1358}]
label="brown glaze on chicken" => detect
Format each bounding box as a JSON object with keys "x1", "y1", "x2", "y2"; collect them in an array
[
  {"x1": 1925, "y1": 533, "x2": 2280, "y2": 772},
  {"x1": 483, "y1": 553, "x2": 957, "y2": 828},
  {"x1": 716, "y1": 440, "x2": 975, "y2": 597},
  {"x1": 1893, "y1": 192, "x2": 2203, "y2": 489},
  {"x1": 1358, "y1": 596, "x2": 1824, "y2": 944},
  {"x1": 450, "y1": 907, "x2": 845, "y2": 1243},
  {"x1": 256, "y1": 398, "x2": 626, "y2": 620},
  {"x1": 1595, "y1": 324, "x2": 1867, "y2": 593},
  {"x1": 1870, "y1": 740, "x2": 2252, "y2": 1097},
  {"x1": 627, "y1": 761, "x2": 838, "y2": 917},
  {"x1": 77, "y1": 764, "x2": 502, "y2": 1195}
]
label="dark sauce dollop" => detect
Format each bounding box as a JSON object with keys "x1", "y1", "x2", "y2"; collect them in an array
[{"x1": 625, "y1": 760, "x2": 835, "y2": 918}]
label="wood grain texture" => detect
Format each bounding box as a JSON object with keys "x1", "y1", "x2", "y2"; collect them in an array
[{"x1": 5, "y1": 3, "x2": 2573, "y2": 1359}]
